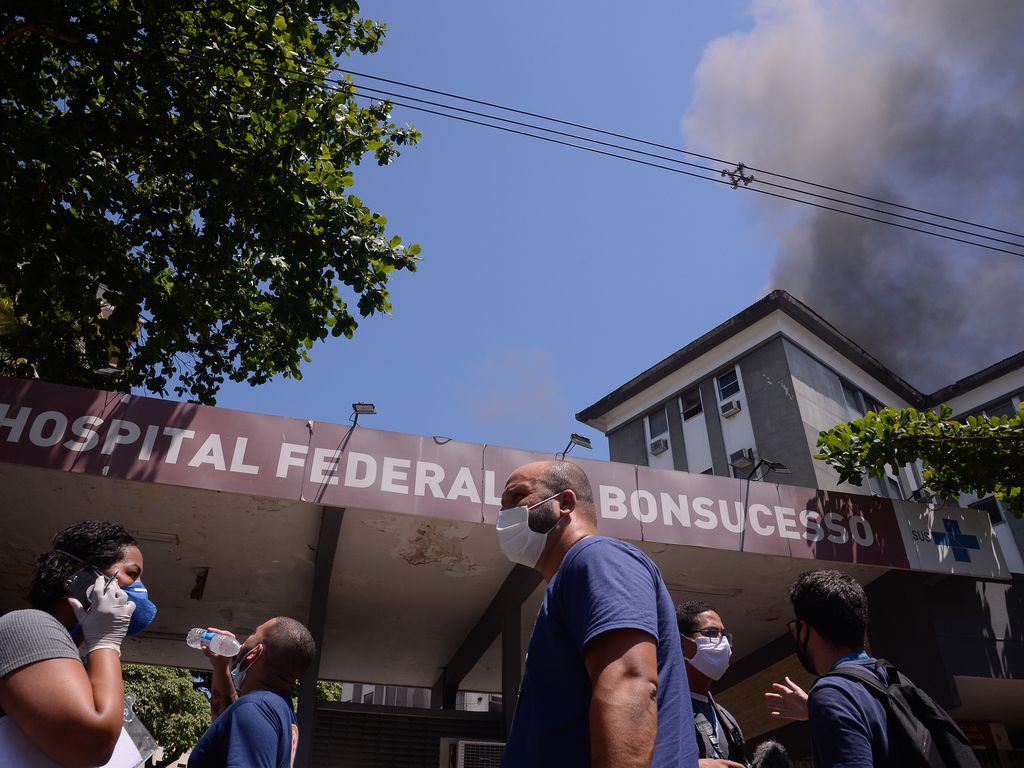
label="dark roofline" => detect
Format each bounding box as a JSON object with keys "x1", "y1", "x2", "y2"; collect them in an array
[
  {"x1": 925, "y1": 349, "x2": 1024, "y2": 406},
  {"x1": 576, "y1": 290, "x2": 927, "y2": 424}
]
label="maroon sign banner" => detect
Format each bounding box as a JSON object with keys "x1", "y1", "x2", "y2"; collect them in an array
[{"x1": 0, "y1": 377, "x2": 912, "y2": 568}]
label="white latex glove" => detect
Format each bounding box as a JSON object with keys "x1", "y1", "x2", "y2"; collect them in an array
[{"x1": 68, "y1": 572, "x2": 136, "y2": 655}]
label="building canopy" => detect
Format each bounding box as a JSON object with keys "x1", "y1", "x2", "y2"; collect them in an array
[{"x1": 0, "y1": 377, "x2": 1008, "y2": 690}]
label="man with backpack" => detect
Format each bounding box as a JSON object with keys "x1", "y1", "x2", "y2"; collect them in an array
[{"x1": 785, "y1": 569, "x2": 979, "y2": 768}]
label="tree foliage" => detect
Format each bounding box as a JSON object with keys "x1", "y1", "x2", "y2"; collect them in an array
[
  {"x1": 316, "y1": 679, "x2": 345, "y2": 701},
  {"x1": 816, "y1": 405, "x2": 1024, "y2": 517},
  {"x1": 122, "y1": 663, "x2": 210, "y2": 768},
  {"x1": 0, "y1": 0, "x2": 419, "y2": 403}
]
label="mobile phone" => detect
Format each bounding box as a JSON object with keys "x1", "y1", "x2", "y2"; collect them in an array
[{"x1": 64, "y1": 567, "x2": 103, "y2": 611}]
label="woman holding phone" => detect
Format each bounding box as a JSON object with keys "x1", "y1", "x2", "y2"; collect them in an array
[{"x1": 0, "y1": 520, "x2": 155, "y2": 767}]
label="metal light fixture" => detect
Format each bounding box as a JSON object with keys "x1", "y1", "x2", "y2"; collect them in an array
[
  {"x1": 740, "y1": 457, "x2": 792, "y2": 551},
  {"x1": 560, "y1": 433, "x2": 592, "y2": 459},
  {"x1": 749, "y1": 459, "x2": 791, "y2": 481},
  {"x1": 351, "y1": 402, "x2": 377, "y2": 427},
  {"x1": 95, "y1": 366, "x2": 124, "y2": 380}
]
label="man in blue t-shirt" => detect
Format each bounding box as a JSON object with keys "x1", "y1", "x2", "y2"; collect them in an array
[
  {"x1": 496, "y1": 460, "x2": 698, "y2": 768},
  {"x1": 188, "y1": 617, "x2": 315, "y2": 768},
  {"x1": 786, "y1": 569, "x2": 890, "y2": 768}
]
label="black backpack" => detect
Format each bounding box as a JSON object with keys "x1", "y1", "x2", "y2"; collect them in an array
[{"x1": 824, "y1": 659, "x2": 981, "y2": 768}]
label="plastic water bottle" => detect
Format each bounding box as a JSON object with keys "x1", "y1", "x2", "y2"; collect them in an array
[{"x1": 186, "y1": 628, "x2": 241, "y2": 656}]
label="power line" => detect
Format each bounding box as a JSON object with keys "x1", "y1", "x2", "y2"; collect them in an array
[
  {"x1": 171, "y1": 51, "x2": 1024, "y2": 258},
  {"x1": 340, "y1": 77, "x2": 1024, "y2": 252},
  {"x1": 327, "y1": 65, "x2": 1024, "y2": 243}
]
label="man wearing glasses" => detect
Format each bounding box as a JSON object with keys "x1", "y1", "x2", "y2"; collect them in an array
[
  {"x1": 785, "y1": 570, "x2": 888, "y2": 768},
  {"x1": 677, "y1": 601, "x2": 747, "y2": 768}
]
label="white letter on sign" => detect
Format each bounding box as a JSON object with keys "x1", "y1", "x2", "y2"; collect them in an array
[
  {"x1": 630, "y1": 490, "x2": 658, "y2": 523},
  {"x1": 345, "y1": 452, "x2": 377, "y2": 489},
  {"x1": 382, "y1": 457, "x2": 411, "y2": 494},
  {"x1": 230, "y1": 437, "x2": 260, "y2": 475},
  {"x1": 446, "y1": 466, "x2": 481, "y2": 503},
  {"x1": 311, "y1": 447, "x2": 343, "y2": 486},
  {"x1": 276, "y1": 442, "x2": 308, "y2": 478},
  {"x1": 188, "y1": 434, "x2": 227, "y2": 471},
  {"x1": 64, "y1": 415, "x2": 104, "y2": 452},
  {"x1": 101, "y1": 419, "x2": 140, "y2": 455},
  {"x1": 599, "y1": 485, "x2": 627, "y2": 519}
]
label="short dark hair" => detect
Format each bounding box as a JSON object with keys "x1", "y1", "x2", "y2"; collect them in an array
[
  {"x1": 788, "y1": 569, "x2": 868, "y2": 649},
  {"x1": 29, "y1": 520, "x2": 137, "y2": 610},
  {"x1": 676, "y1": 600, "x2": 714, "y2": 634},
  {"x1": 539, "y1": 461, "x2": 595, "y2": 514},
  {"x1": 264, "y1": 617, "x2": 316, "y2": 681}
]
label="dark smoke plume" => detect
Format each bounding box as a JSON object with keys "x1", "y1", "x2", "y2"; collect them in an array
[{"x1": 684, "y1": 0, "x2": 1024, "y2": 390}]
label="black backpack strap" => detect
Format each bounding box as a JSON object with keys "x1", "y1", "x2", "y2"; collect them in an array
[
  {"x1": 823, "y1": 661, "x2": 889, "y2": 695},
  {"x1": 711, "y1": 696, "x2": 746, "y2": 752},
  {"x1": 694, "y1": 712, "x2": 726, "y2": 760}
]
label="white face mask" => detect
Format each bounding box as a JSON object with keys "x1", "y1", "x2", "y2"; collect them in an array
[
  {"x1": 683, "y1": 634, "x2": 732, "y2": 681},
  {"x1": 496, "y1": 492, "x2": 564, "y2": 568}
]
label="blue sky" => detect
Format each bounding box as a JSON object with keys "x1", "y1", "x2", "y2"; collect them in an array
[
  {"x1": 211, "y1": 1, "x2": 772, "y2": 460},
  {"x1": 207, "y1": 0, "x2": 1024, "y2": 458}
]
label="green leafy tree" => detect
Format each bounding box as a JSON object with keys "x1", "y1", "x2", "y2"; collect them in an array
[
  {"x1": 0, "y1": 1, "x2": 419, "y2": 403},
  {"x1": 290, "y1": 678, "x2": 345, "y2": 708},
  {"x1": 816, "y1": 405, "x2": 1024, "y2": 517},
  {"x1": 316, "y1": 679, "x2": 345, "y2": 701},
  {"x1": 122, "y1": 664, "x2": 210, "y2": 768}
]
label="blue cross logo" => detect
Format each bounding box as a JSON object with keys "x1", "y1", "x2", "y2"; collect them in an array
[{"x1": 932, "y1": 519, "x2": 980, "y2": 563}]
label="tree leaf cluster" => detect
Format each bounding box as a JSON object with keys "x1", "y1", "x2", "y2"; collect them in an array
[
  {"x1": 815, "y1": 404, "x2": 1024, "y2": 517},
  {"x1": 122, "y1": 663, "x2": 210, "y2": 768},
  {"x1": 0, "y1": 0, "x2": 420, "y2": 403}
]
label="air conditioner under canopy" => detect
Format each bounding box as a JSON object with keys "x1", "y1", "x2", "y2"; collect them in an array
[
  {"x1": 720, "y1": 399, "x2": 742, "y2": 418},
  {"x1": 729, "y1": 448, "x2": 754, "y2": 469},
  {"x1": 649, "y1": 437, "x2": 669, "y2": 455},
  {"x1": 440, "y1": 739, "x2": 505, "y2": 768}
]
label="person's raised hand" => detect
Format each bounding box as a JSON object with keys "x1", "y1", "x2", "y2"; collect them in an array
[
  {"x1": 764, "y1": 675, "x2": 809, "y2": 720},
  {"x1": 201, "y1": 627, "x2": 238, "y2": 670},
  {"x1": 68, "y1": 572, "x2": 135, "y2": 655}
]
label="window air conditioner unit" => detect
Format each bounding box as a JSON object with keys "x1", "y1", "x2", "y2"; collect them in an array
[
  {"x1": 449, "y1": 740, "x2": 505, "y2": 768},
  {"x1": 729, "y1": 448, "x2": 755, "y2": 469},
  {"x1": 720, "y1": 399, "x2": 742, "y2": 418},
  {"x1": 649, "y1": 437, "x2": 669, "y2": 455}
]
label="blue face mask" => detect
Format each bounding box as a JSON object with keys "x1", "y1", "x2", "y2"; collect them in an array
[
  {"x1": 231, "y1": 646, "x2": 260, "y2": 693},
  {"x1": 123, "y1": 581, "x2": 157, "y2": 636}
]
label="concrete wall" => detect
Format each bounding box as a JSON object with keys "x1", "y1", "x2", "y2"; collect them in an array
[
  {"x1": 607, "y1": 418, "x2": 647, "y2": 466},
  {"x1": 783, "y1": 340, "x2": 859, "y2": 492},
  {"x1": 666, "y1": 399, "x2": 688, "y2": 472},
  {"x1": 867, "y1": 571, "x2": 1024, "y2": 708},
  {"x1": 739, "y1": 338, "x2": 818, "y2": 489},
  {"x1": 699, "y1": 377, "x2": 730, "y2": 476}
]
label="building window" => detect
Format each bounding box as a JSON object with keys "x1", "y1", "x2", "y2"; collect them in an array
[
  {"x1": 717, "y1": 369, "x2": 740, "y2": 400},
  {"x1": 647, "y1": 406, "x2": 668, "y2": 438},
  {"x1": 985, "y1": 399, "x2": 1017, "y2": 419},
  {"x1": 970, "y1": 496, "x2": 1004, "y2": 525},
  {"x1": 680, "y1": 388, "x2": 703, "y2": 420}
]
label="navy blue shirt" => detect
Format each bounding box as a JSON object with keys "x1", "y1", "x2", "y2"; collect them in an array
[
  {"x1": 501, "y1": 536, "x2": 697, "y2": 768},
  {"x1": 189, "y1": 689, "x2": 298, "y2": 768},
  {"x1": 808, "y1": 657, "x2": 891, "y2": 768}
]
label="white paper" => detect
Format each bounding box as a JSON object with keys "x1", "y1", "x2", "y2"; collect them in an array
[{"x1": 0, "y1": 716, "x2": 143, "y2": 768}]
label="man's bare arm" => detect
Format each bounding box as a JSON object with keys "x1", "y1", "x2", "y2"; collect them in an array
[{"x1": 585, "y1": 628, "x2": 659, "y2": 768}]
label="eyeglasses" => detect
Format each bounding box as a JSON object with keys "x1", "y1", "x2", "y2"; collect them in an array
[{"x1": 682, "y1": 627, "x2": 733, "y2": 647}]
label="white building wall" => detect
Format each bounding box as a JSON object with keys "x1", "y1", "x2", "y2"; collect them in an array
[
  {"x1": 782, "y1": 340, "x2": 857, "y2": 492},
  {"x1": 680, "y1": 403, "x2": 713, "y2": 475},
  {"x1": 713, "y1": 365, "x2": 757, "y2": 474}
]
